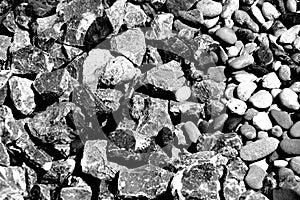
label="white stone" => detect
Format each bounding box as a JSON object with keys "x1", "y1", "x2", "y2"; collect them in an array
[
  {"x1": 279, "y1": 88, "x2": 300, "y2": 110},
  {"x1": 262, "y1": 72, "x2": 281, "y2": 89},
  {"x1": 279, "y1": 25, "x2": 300, "y2": 44},
  {"x1": 175, "y1": 86, "x2": 191, "y2": 102},
  {"x1": 249, "y1": 90, "x2": 273, "y2": 109},
  {"x1": 250, "y1": 5, "x2": 265, "y2": 24},
  {"x1": 253, "y1": 112, "x2": 273, "y2": 131},
  {"x1": 237, "y1": 81, "x2": 257, "y2": 101},
  {"x1": 234, "y1": 73, "x2": 257, "y2": 82},
  {"x1": 273, "y1": 160, "x2": 289, "y2": 168},
  {"x1": 250, "y1": 159, "x2": 268, "y2": 171},
  {"x1": 227, "y1": 98, "x2": 247, "y2": 115},
  {"x1": 227, "y1": 46, "x2": 239, "y2": 57},
  {"x1": 262, "y1": 2, "x2": 281, "y2": 21}
]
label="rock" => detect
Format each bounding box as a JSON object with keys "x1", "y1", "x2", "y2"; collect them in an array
[
  {"x1": 33, "y1": 68, "x2": 71, "y2": 101},
  {"x1": 234, "y1": 27, "x2": 257, "y2": 43},
  {"x1": 234, "y1": 73, "x2": 257, "y2": 82},
  {"x1": 255, "y1": 47, "x2": 274, "y2": 66},
  {"x1": 278, "y1": 65, "x2": 291, "y2": 81},
  {"x1": 227, "y1": 46, "x2": 239, "y2": 57},
  {"x1": 118, "y1": 164, "x2": 173, "y2": 199},
  {"x1": 221, "y1": 0, "x2": 239, "y2": 19},
  {"x1": 169, "y1": 101, "x2": 204, "y2": 123},
  {"x1": 10, "y1": 28, "x2": 31, "y2": 52},
  {"x1": 240, "y1": 190, "x2": 269, "y2": 200},
  {"x1": 0, "y1": 70, "x2": 12, "y2": 105},
  {"x1": 273, "y1": 160, "x2": 289, "y2": 168},
  {"x1": 227, "y1": 98, "x2": 247, "y2": 115},
  {"x1": 273, "y1": 188, "x2": 300, "y2": 200},
  {"x1": 99, "y1": 56, "x2": 140, "y2": 87},
  {"x1": 60, "y1": 183, "x2": 92, "y2": 200},
  {"x1": 81, "y1": 140, "x2": 125, "y2": 179},
  {"x1": 215, "y1": 27, "x2": 237, "y2": 45},
  {"x1": 245, "y1": 165, "x2": 267, "y2": 189},
  {"x1": 223, "y1": 115, "x2": 243, "y2": 132},
  {"x1": 233, "y1": 10, "x2": 259, "y2": 33},
  {"x1": 262, "y1": 2, "x2": 281, "y2": 21},
  {"x1": 182, "y1": 121, "x2": 201, "y2": 144},
  {"x1": 0, "y1": 142, "x2": 9, "y2": 166},
  {"x1": 262, "y1": 72, "x2": 281, "y2": 89},
  {"x1": 192, "y1": 80, "x2": 225, "y2": 103},
  {"x1": 94, "y1": 89, "x2": 123, "y2": 113},
  {"x1": 9, "y1": 76, "x2": 36, "y2": 115},
  {"x1": 146, "y1": 13, "x2": 174, "y2": 40},
  {"x1": 290, "y1": 121, "x2": 300, "y2": 138},
  {"x1": 269, "y1": 110, "x2": 293, "y2": 129},
  {"x1": 240, "y1": 137, "x2": 279, "y2": 161},
  {"x1": 203, "y1": 16, "x2": 219, "y2": 29},
  {"x1": 289, "y1": 82, "x2": 300, "y2": 93},
  {"x1": 290, "y1": 156, "x2": 300, "y2": 175},
  {"x1": 244, "y1": 108, "x2": 258, "y2": 121},
  {"x1": 271, "y1": 125, "x2": 283, "y2": 138},
  {"x1": 257, "y1": 131, "x2": 269, "y2": 139},
  {"x1": 249, "y1": 90, "x2": 273, "y2": 109},
  {"x1": 29, "y1": 184, "x2": 52, "y2": 200},
  {"x1": 279, "y1": 25, "x2": 300, "y2": 44},
  {"x1": 155, "y1": 127, "x2": 174, "y2": 148},
  {"x1": 124, "y1": 3, "x2": 147, "y2": 28},
  {"x1": 0, "y1": 35, "x2": 11, "y2": 68},
  {"x1": 165, "y1": 0, "x2": 198, "y2": 16},
  {"x1": 207, "y1": 66, "x2": 226, "y2": 83},
  {"x1": 0, "y1": 166, "x2": 26, "y2": 199},
  {"x1": 175, "y1": 86, "x2": 191, "y2": 102},
  {"x1": 286, "y1": 0, "x2": 297, "y2": 12},
  {"x1": 196, "y1": 0, "x2": 222, "y2": 17},
  {"x1": 240, "y1": 124, "x2": 256, "y2": 139},
  {"x1": 111, "y1": 28, "x2": 146, "y2": 66},
  {"x1": 252, "y1": 112, "x2": 273, "y2": 131},
  {"x1": 144, "y1": 60, "x2": 185, "y2": 92},
  {"x1": 105, "y1": 0, "x2": 126, "y2": 34},
  {"x1": 250, "y1": 6, "x2": 266, "y2": 25},
  {"x1": 279, "y1": 88, "x2": 300, "y2": 110},
  {"x1": 229, "y1": 54, "x2": 255, "y2": 70},
  {"x1": 212, "y1": 113, "x2": 228, "y2": 131},
  {"x1": 237, "y1": 81, "x2": 257, "y2": 101},
  {"x1": 280, "y1": 139, "x2": 300, "y2": 155}
]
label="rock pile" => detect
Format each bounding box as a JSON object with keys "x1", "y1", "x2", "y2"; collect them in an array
[{"x1": 1, "y1": 0, "x2": 300, "y2": 199}]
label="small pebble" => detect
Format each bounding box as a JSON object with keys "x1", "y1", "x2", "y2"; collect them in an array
[
  {"x1": 269, "y1": 109, "x2": 293, "y2": 129},
  {"x1": 240, "y1": 137, "x2": 279, "y2": 161},
  {"x1": 249, "y1": 90, "x2": 273, "y2": 109},
  {"x1": 289, "y1": 82, "x2": 300, "y2": 93},
  {"x1": 278, "y1": 167, "x2": 294, "y2": 182},
  {"x1": 196, "y1": 0, "x2": 222, "y2": 17},
  {"x1": 279, "y1": 25, "x2": 300, "y2": 44},
  {"x1": 250, "y1": 159, "x2": 269, "y2": 171},
  {"x1": 227, "y1": 98, "x2": 247, "y2": 115},
  {"x1": 252, "y1": 112, "x2": 273, "y2": 131},
  {"x1": 250, "y1": 5, "x2": 265, "y2": 25},
  {"x1": 240, "y1": 123, "x2": 256, "y2": 139},
  {"x1": 289, "y1": 156, "x2": 300, "y2": 175},
  {"x1": 245, "y1": 165, "x2": 267, "y2": 189},
  {"x1": 207, "y1": 66, "x2": 226, "y2": 82},
  {"x1": 279, "y1": 88, "x2": 300, "y2": 110},
  {"x1": 255, "y1": 47, "x2": 274, "y2": 65},
  {"x1": 234, "y1": 72, "x2": 257, "y2": 82},
  {"x1": 262, "y1": 72, "x2": 281, "y2": 89},
  {"x1": 271, "y1": 89, "x2": 282, "y2": 98},
  {"x1": 286, "y1": 0, "x2": 297, "y2": 13},
  {"x1": 229, "y1": 54, "x2": 255, "y2": 70},
  {"x1": 227, "y1": 46, "x2": 239, "y2": 57},
  {"x1": 236, "y1": 81, "x2": 257, "y2": 101},
  {"x1": 212, "y1": 113, "x2": 228, "y2": 131},
  {"x1": 290, "y1": 121, "x2": 300, "y2": 138},
  {"x1": 257, "y1": 131, "x2": 269, "y2": 139},
  {"x1": 182, "y1": 121, "x2": 201, "y2": 144},
  {"x1": 280, "y1": 139, "x2": 300, "y2": 155},
  {"x1": 224, "y1": 84, "x2": 236, "y2": 99},
  {"x1": 215, "y1": 27, "x2": 237, "y2": 45},
  {"x1": 278, "y1": 65, "x2": 291, "y2": 81},
  {"x1": 271, "y1": 125, "x2": 283, "y2": 138},
  {"x1": 262, "y1": 2, "x2": 281, "y2": 21},
  {"x1": 274, "y1": 160, "x2": 289, "y2": 168},
  {"x1": 175, "y1": 86, "x2": 191, "y2": 102},
  {"x1": 244, "y1": 108, "x2": 258, "y2": 121}
]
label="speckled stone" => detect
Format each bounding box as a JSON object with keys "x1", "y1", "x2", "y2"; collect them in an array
[
  {"x1": 240, "y1": 137, "x2": 279, "y2": 161},
  {"x1": 227, "y1": 98, "x2": 247, "y2": 115}
]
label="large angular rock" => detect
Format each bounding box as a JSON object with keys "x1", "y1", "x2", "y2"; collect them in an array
[
  {"x1": 111, "y1": 28, "x2": 146, "y2": 66},
  {"x1": 146, "y1": 13, "x2": 175, "y2": 40},
  {"x1": 192, "y1": 79, "x2": 225, "y2": 103},
  {"x1": 94, "y1": 89, "x2": 123, "y2": 113},
  {"x1": 33, "y1": 68, "x2": 71, "y2": 101},
  {"x1": 9, "y1": 76, "x2": 36, "y2": 115},
  {"x1": 11, "y1": 46, "x2": 54, "y2": 74},
  {"x1": 60, "y1": 182, "x2": 92, "y2": 200},
  {"x1": 10, "y1": 28, "x2": 31, "y2": 52},
  {"x1": 118, "y1": 164, "x2": 173, "y2": 199},
  {"x1": 124, "y1": 3, "x2": 147, "y2": 28},
  {"x1": 143, "y1": 60, "x2": 185, "y2": 92},
  {"x1": 0, "y1": 166, "x2": 26, "y2": 199},
  {"x1": 81, "y1": 139, "x2": 126, "y2": 179},
  {"x1": 127, "y1": 93, "x2": 174, "y2": 137},
  {"x1": 105, "y1": 0, "x2": 127, "y2": 33},
  {"x1": 169, "y1": 101, "x2": 205, "y2": 124},
  {"x1": 0, "y1": 35, "x2": 11, "y2": 68},
  {"x1": 0, "y1": 70, "x2": 12, "y2": 105},
  {"x1": 0, "y1": 142, "x2": 9, "y2": 166}
]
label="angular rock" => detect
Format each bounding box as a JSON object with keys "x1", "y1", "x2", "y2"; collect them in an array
[
  {"x1": 207, "y1": 66, "x2": 226, "y2": 83},
  {"x1": 9, "y1": 76, "x2": 36, "y2": 115},
  {"x1": 143, "y1": 60, "x2": 185, "y2": 92},
  {"x1": 262, "y1": 2, "x2": 281, "y2": 21},
  {"x1": 0, "y1": 35, "x2": 11, "y2": 68},
  {"x1": 146, "y1": 13, "x2": 174, "y2": 40},
  {"x1": 278, "y1": 65, "x2": 291, "y2": 81},
  {"x1": 111, "y1": 28, "x2": 146, "y2": 66},
  {"x1": 118, "y1": 164, "x2": 173, "y2": 199},
  {"x1": 29, "y1": 184, "x2": 52, "y2": 200},
  {"x1": 60, "y1": 183, "x2": 92, "y2": 200},
  {"x1": 0, "y1": 142, "x2": 9, "y2": 166},
  {"x1": 81, "y1": 139, "x2": 126, "y2": 179},
  {"x1": 169, "y1": 101, "x2": 205, "y2": 123},
  {"x1": 124, "y1": 3, "x2": 147, "y2": 28},
  {"x1": 192, "y1": 80, "x2": 225, "y2": 103},
  {"x1": 0, "y1": 70, "x2": 12, "y2": 105},
  {"x1": 279, "y1": 25, "x2": 300, "y2": 44},
  {"x1": 10, "y1": 28, "x2": 31, "y2": 52},
  {"x1": 240, "y1": 137, "x2": 279, "y2": 161},
  {"x1": 269, "y1": 110, "x2": 293, "y2": 129},
  {"x1": 105, "y1": 0, "x2": 127, "y2": 34}
]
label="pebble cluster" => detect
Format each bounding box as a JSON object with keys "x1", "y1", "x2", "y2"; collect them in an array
[{"x1": 2, "y1": 0, "x2": 300, "y2": 200}]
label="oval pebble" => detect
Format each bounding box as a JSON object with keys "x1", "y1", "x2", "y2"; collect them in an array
[
  {"x1": 182, "y1": 121, "x2": 201, "y2": 144},
  {"x1": 240, "y1": 137, "x2": 279, "y2": 161},
  {"x1": 286, "y1": 0, "x2": 297, "y2": 12},
  {"x1": 227, "y1": 98, "x2": 247, "y2": 115},
  {"x1": 290, "y1": 121, "x2": 300, "y2": 138},
  {"x1": 280, "y1": 139, "x2": 300, "y2": 155},
  {"x1": 274, "y1": 160, "x2": 289, "y2": 168},
  {"x1": 289, "y1": 156, "x2": 300, "y2": 175},
  {"x1": 249, "y1": 90, "x2": 273, "y2": 109},
  {"x1": 245, "y1": 165, "x2": 266, "y2": 189},
  {"x1": 196, "y1": 0, "x2": 222, "y2": 17},
  {"x1": 229, "y1": 54, "x2": 254, "y2": 70},
  {"x1": 237, "y1": 81, "x2": 257, "y2": 101},
  {"x1": 175, "y1": 86, "x2": 191, "y2": 102},
  {"x1": 215, "y1": 27, "x2": 237, "y2": 45},
  {"x1": 240, "y1": 123, "x2": 256, "y2": 139},
  {"x1": 269, "y1": 109, "x2": 293, "y2": 129},
  {"x1": 279, "y1": 88, "x2": 300, "y2": 110}
]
